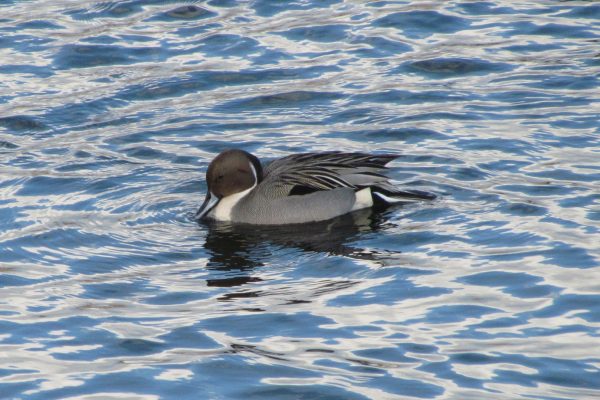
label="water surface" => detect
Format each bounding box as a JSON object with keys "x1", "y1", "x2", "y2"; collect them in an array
[{"x1": 1, "y1": 1, "x2": 599, "y2": 399}]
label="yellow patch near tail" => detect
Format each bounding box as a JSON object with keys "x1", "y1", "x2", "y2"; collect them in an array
[{"x1": 351, "y1": 187, "x2": 373, "y2": 211}]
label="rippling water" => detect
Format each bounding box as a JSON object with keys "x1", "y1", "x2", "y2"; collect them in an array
[{"x1": 1, "y1": 1, "x2": 599, "y2": 399}]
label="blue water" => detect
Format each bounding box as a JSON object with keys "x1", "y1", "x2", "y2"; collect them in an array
[{"x1": 1, "y1": 1, "x2": 599, "y2": 399}]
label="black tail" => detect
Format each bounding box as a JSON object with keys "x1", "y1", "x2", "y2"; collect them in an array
[{"x1": 372, "y1": 186, "x2": 436, "y2": 207}]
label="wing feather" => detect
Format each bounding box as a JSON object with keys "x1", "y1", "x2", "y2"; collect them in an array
[{"x1": 261, "y1": 152, "x2": 398, "y2": 196}]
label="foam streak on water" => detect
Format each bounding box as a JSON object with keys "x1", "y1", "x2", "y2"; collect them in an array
[{"x1": 1, "y1": 1, "x2": 599, "y2": 399}]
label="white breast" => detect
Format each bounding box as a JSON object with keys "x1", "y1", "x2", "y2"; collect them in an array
[{"x1": 212, "y1": 186, "x2": 254, "y2": 221}]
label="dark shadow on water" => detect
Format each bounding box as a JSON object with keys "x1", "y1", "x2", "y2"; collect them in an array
[{"x1": 199, "y1": 208, "x2": 393, "y2": 287}]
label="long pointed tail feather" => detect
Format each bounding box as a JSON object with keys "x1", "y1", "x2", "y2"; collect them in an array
[{"x1": 372, "y1": 186, "x2": 436, "y2": 205}]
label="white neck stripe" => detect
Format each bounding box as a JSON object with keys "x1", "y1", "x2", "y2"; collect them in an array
[{"x1": 248, "y1": 160, "x2": 258, "y2": 183}]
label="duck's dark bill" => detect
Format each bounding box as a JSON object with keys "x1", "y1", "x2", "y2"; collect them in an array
[{"x1": 195, "y1": 193, "x2": 219, "y2": 220}]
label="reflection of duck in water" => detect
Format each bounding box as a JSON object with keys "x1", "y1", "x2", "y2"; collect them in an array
[
  {"x1": 196, "y1": 150, "x2": 435, "y2": 225},
  {"x1": 202, "y1": 208, "x2": 395, "y2": 289}
]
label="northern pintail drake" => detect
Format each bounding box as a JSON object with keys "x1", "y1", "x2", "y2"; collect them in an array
[{"x1": 195, "y1": 149, "x2": 435, "y2": 225}]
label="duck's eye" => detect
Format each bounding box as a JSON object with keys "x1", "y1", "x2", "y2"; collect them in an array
[{"x1": 216, "y1": 174, "x2": 224, "y2": 181}]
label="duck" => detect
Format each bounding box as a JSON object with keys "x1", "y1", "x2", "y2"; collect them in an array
[{"x1": 195, "y1": 149, "x2": 435, "y2": 225}]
